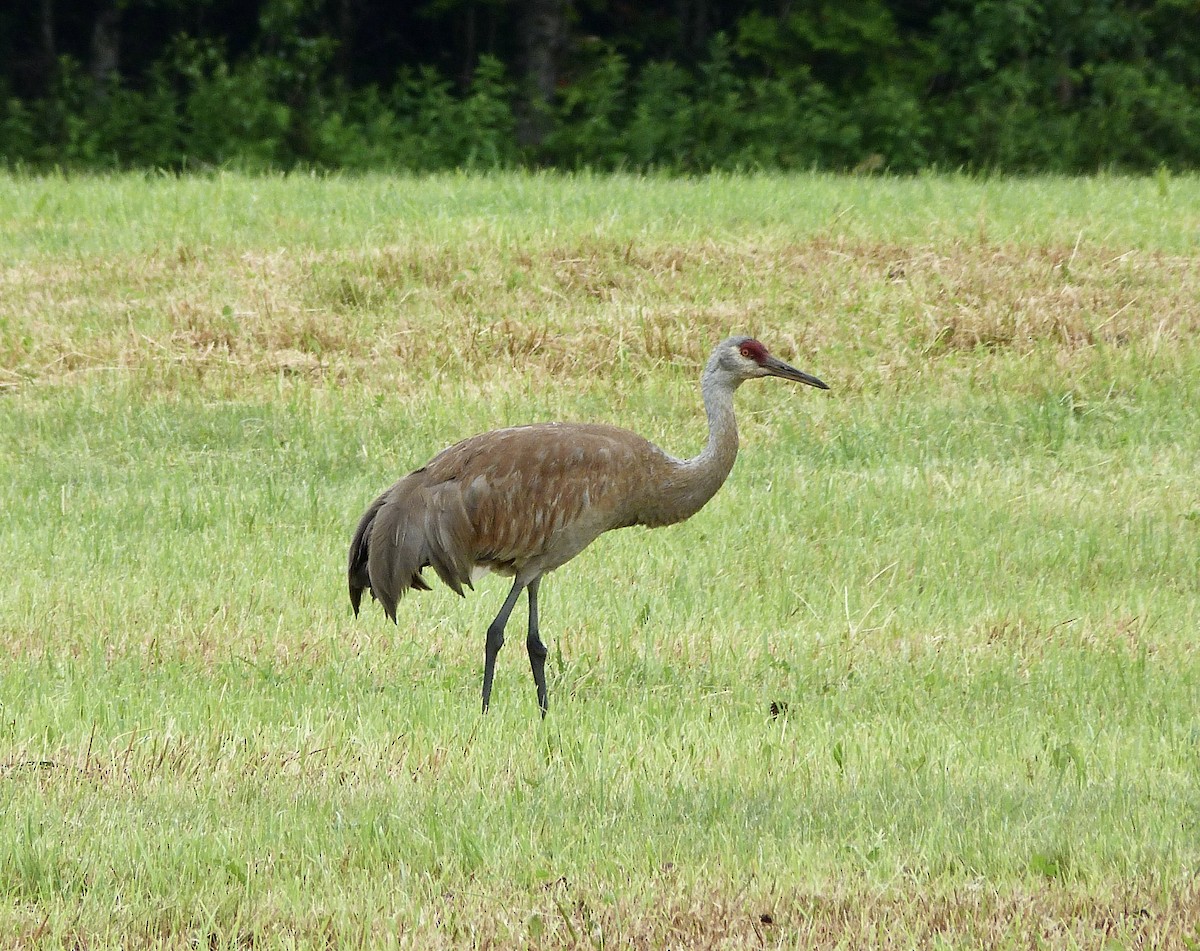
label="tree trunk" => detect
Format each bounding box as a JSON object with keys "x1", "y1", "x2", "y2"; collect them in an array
[
  {"x1": 37, "y1": 0, "x2": 57, "y2": 96},
  {"x1": 676, "y1": 0, "x2": 710, "y2": 55},
  {"x1": 460, "y1": 1, "x2": 477, "y2": 91},
  {"x1": 334, "y1": 0, "x2": 356, "y2": 83},
  {"x1": 518, "y1": 0, "x2": 570, "y2": 148},
  {"x1": 89, "y1": 0, "x2": 121, "y2": 93}
]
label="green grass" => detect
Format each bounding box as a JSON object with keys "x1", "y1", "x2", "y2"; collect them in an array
[{"x1": 2, "y1": 171, "x2": 1199, "y2": 948}]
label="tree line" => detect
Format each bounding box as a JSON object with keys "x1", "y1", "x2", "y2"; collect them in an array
[{"x1": 2, "y1": 0, "x2": 1197, "y2": 173}]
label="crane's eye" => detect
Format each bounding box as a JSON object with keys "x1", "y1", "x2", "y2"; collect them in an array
[{"x1": 739, "y1": 346, "x2": 752, "y2": 358}]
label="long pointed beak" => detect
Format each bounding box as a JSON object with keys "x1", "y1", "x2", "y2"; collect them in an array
[{"x1": 762, "y1": 355, "x2": 829, "y2": 390}]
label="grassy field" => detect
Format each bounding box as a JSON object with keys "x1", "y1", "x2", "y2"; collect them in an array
[{"x1": 2, "y1": 171, "x2": 1199, "y2": 948}]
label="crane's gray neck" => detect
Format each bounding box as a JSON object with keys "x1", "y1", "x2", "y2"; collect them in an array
[
  {"x1": 665, "y1": 365, "x2": 741, "y2": 521},
  {"x1": 693, "y1": 368, "x2": 740, "y2": 472}
]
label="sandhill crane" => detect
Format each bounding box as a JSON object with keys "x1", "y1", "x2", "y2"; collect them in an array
[{"x1": 349, "y1": 336, "x2": 828, "y2": 716}]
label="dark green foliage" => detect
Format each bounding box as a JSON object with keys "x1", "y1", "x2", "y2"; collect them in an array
[
  {"x1": 544, "y1": 50, "x2": 630, "y2": 169},
  {"x1": 1, "y1": 0, "x2": 1198, "y2": 172},
  {"x1": 927, "y1": 0, "x2": 1200, "y2": 170}
]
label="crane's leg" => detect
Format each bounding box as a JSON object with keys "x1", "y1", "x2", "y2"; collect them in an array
[
  {"x1": 482, "y1": 578, "x2": 525, "y2": 713},
  {"x1": 525, "y1": 577, "x2": 549, "y2": 718}
]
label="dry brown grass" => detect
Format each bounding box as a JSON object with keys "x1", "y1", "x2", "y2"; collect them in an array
[
  {"x1": 528, "y1": 883, "x2": 1200, "y2": 950},
  {"x1": 4, "y1": 236, "x2": 1197, "y2": 394},
  {"x1": 9, "y1": 880, "x2": 1197, "y2": 949}
]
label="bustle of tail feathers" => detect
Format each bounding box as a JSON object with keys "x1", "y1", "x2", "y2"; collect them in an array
[
  {"x1": 348, "y1": 478, "x2": 475, "y2": 622},
  {"x1": 348, "y1": 490, "x2": 390, "y2": 617}
]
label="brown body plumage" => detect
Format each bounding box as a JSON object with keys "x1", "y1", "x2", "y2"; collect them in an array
[{"x1": 349, "y1": 336, "x2": 828, "y2": 715}]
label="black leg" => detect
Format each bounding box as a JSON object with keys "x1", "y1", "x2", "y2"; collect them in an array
[
  {"x1": 482, "y1": 578, "x2": 525, "y2": 713},
  {"x1": 525, "y1": 578, "x2": 549, "y2": 718}
]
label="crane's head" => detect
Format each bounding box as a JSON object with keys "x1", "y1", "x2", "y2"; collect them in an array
[{"x1": 712, "y1": 336, "x2": 829, "y2": 390}]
